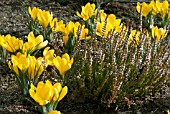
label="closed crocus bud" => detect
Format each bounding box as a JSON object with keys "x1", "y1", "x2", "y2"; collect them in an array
[
  {"x1": 58, "y1": 86, "x2": 68, "y2": 101},
  {"x1": 37, "y1": 10, "x2": 53, "y2": 29},
  {"x1": 136, "y1": 2, "x2": 152, "y2": 17},
  {"x1": 28, "y1": 7, "x2": 40, "y2": 21},
  {"x1": 53, "y1": 82, "x2": 62, "y2": 102},
  {"x1": 43, "y1": 47, "x2": 55, "y2": 66},
  {"x1": 76, "y1": 2, "x2": 96, "y2": 21}
]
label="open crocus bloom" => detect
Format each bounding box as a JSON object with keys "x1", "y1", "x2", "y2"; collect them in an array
[
  {"x1": 29, "y1": 80, "x2": 68, "y2": 106},
  {"x1": 53, "y1": 53, "x2": 73, "y2": 76},
  {"x1": 22, "y1": 32, "x2": 48, "y2": 54},
  {"x1": 8, "y1": 52, "x2": 30, "y2": 75}
]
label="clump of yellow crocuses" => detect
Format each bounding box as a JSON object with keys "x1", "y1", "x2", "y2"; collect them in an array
[
  {"x1": 28, "y1": 7, "x2": 54, "y2": 41},
  {"x1": 29, "y1": 80, "x2": 67, "y2": 114},
  {"x1": 8, "y1": 52, "x2": 44, "y2": 95},
  {"x1": 96, "y1": 12, "x2": 121, "y2": 38},
  {"x1": 136, "y1": 0, "x2": 169, "y2": 18},
  {"x1": 0, "y1": 34, "x2": 23, "y2": 53},
  {"x1": 28, "y1": 7, "x2": 53, "y2": 29},
  {"x1": 136, "y1": 0, "x2": 170, "y2": 28}
]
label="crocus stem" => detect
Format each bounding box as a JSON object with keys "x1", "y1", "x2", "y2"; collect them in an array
[{"x1": 42, "y1": 106, "x2": 48, "y2": 114}]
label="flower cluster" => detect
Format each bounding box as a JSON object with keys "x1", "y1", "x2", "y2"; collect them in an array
[
  {"x1": 0, "y1": 32, "x2": 48, "y2": 55},
  {"x1": 136, "y1": 0, "x2": 170, "y2": 28},
  {"x1": 28, "y1": 7, "x2": 53, "y2": 29},
  {"x1": 136, "y1": 0, "x2": 169, "y2": 18},
  {"x1": 8, "y1": 52, "x2": 44, "y2": 94},
  {"x1": 96, "y1": 10, "x2": 121, "y2": 38},
  {"x1": 0, "y1": 34, "x2": 23, "y2": 53}
]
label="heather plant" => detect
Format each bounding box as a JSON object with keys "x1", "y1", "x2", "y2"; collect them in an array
[
  {"x1": 62, "y1": 1, "x2": 170, "y2": 107},
  {"x1": 67, "y1": 24, "x2": 169, "y2": 106}
]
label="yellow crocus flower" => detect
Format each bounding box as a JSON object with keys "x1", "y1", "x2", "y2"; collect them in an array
[
  {"x1": 29, "y1": 80, "x2": 54, "y2": 106},
  {"x1": 50, "y1": 18, "x2": 65, "y2": 32},
  {"x1": 96, "y1": 14, "x2": 121, "y2": 38},
  {"x1": 48, "y1": 110, "x2": 61, "y2": 114},
  {"x1": 0, "y1": 34, "x2": 23, "y2": 53},
  {"x1": 152, "y1": 26, "x2": 167, "y2": 42},
  {"x1": 62, "y1": 21, "x2": 82, "y2": 44},
  {"x1": 28, "y1": 56, "x2": 44, "y2": 79},
  {"x1": 76, "y1": 2, "x2": 96, "y2": 21},
  {"x1": 150, "y1": 0, "x2": 169, "y2": 18},
  {"x1": 28, "y1": 7, "x2": 40, "y2": 21},
  {"x1": 79, "y1": 25, "x2": 91, "y2": 40},
  {"x1": 37, "y1": 10, "x2": 53, "y2": 29},
  {"x1": 99, "y1": 10, "x2": 107, "y2": 22},
  {"x1": 53, "y1": 82, "x2": 68, "y2": 102},
  {"x1": 58, "y1": 86, "x2": 68, "y2": 101},
  {"x1": 29, "y1": 80, "x2": 68, "y2": 106},
  {"x1": 53, "y1": 82, "x2": 62, "y2": 101},
  {"x1": 10, "y1": 52, "x2": 30, "y2": 74},
  {"x1": 168, "y1": 12, "x2": 170, "y2": 19},
  {"x1": 22, "y1": 32, "x2": 48, "y2": 53},
  {"x1": 53, "y1": 53, "x2": 73, "y2": 76},
  {"x1": 62, "y1": 21, "x2": 75, "y2": 44},
  {"x1": 136, "y1": 2, "x2": 152, "y2": 17},
  {"x1": 160, "y1": 0, "x2": 169, "y2": 18},
  {"x1": 43, "y1": 47, "x2": 55, "y2": 66}
]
